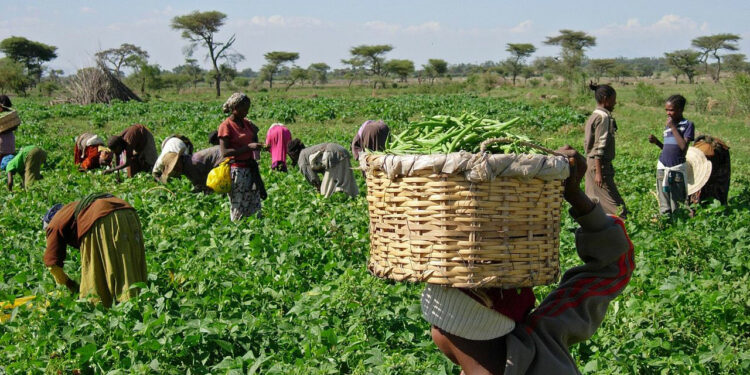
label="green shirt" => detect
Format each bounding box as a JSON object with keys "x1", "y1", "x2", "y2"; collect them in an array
[{"x1": 5, "y1": 146, "x2": 35, "y2": 174}]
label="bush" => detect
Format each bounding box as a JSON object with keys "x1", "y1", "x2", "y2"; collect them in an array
[
  {"x1": 726, "y1": 73, "x2": 750, "y2": 115},
  {"x1": 233, "y1": 77, "x2": 249, "y2": 88},
  {"x1": 528, "y1": 78, "x2": 541, "y2": 87},
  {"x1": 634, "y1": 82, "x2": 663, "y2": 107},
  {"x1": 693, "y1": 84, "x2": 711, "y2": 113}
]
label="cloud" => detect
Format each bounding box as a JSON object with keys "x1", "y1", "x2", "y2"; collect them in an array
[
  {"x1": 237, "y1": 15, "x2": 325, "y2": 28},
  {"x1": 364, "y1": 20, "x2": 441, "y2": 34},
  {"x1": 510, "y1": 20, "x2": 532, "y2": 33},
  {"x1": 80, "y1": 7, "x2": 95, "y2": 14},
  {"x1": 597, "y1": 14, "x2": 700, "y2": 36}
]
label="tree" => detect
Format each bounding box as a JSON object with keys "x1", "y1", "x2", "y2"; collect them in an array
[
  {"x1": 171, "y1": 11, "x2": 244, "y2": 97},
  {"x1": 588, "y1": 59, "x2": 616, "y2": 82},
  {"x1": 664, "y1": 50, "x2": 701, "y2": 83},
  {"x1": 307, "y1": 63, "x2": 330, "y2": 86},
  {"x1": 425, "y1": 58, "x2": 448, "y2": 84},
  {"x1": 0, "y1": 36, "x2": 57, "y2": 83},
  {"x1": 691, "y1": 34, "x2": 741, "y2": 82},
  {"x1": 544, "y1": 30, "x2": 596, "y2": 88},
  {"x1": 261, "y1": 51, "x2": 299, "y2": 89},
  {"x1": 349, "y1": 44, "x2": 393, "y2": 88},
  {"x1": 505, "y1": 43, "x2": 536, "y2": 85},
  {"x1": 341, "y1": 57, "x2": 365, "y2": 87},
  {"x1": 285, "y1": 66, "x2": 308, "y2": 91},
  {"x1": 723, "y1": 54, "x2": 749, "y2": 74},
  {"x1": 95, "y1": 43, "x2": 149, "y2": 77},
  {"x1": 0, "y1": 58, "x2": 32, "y2": 95},
  {"x1": 384, "y1": 59, "x2": 415, "y2": 82},
  {"x1": 127, "y1": 57, "x2": 162, "y2": 95},
  {"x1": 173, "y1": 59, "x2": 204, "y2": 88}
]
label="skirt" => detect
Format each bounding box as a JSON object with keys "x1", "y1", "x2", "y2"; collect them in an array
[
  {"x1": 79, "y1": 209, "x2": 148, "y2": 308},
  {"x1": 229, "y1": 166, "x2": 262, "y2": 221},
  {"x1": 23, "y1": 147, "x2": 47, "y2": 188}
]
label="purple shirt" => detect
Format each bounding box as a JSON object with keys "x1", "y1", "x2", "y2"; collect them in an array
[
  {"x1": 659, "y1": 119, "x2": 694, "y2": 167},
  {"x1": 0, "y1": 131, "x2": 15, "y2": 155}
]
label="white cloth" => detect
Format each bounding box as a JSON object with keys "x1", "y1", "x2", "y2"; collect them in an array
[
  {"x1": 421, "y1": 284, "x2": 515, "y2": 340},
  {"x1": 152, "y1": 137, "x2": 188, "y2": 176},
  {"x1": 359, "y1": 151, "x2": 569, "y2": 183},
  {"x1": 656, "y1": 160, "x2": 687, "y2": 190}
]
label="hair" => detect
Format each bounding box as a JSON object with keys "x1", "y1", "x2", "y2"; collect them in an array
[
  {"x1": 666, "y1": 94, "x2": 687, "y2": 111},
  {"x1": 589, "y1": 82, "x2": 616, "y2": 103},
  {"x1": 208, "y1": 131, "x2": 220, "y2": 145},
  {"x1": 0, "y1": 95, "x2": 12, "y2": 110},
  {"x1": 287, "y1": 138, "x2": 306, "y2": 167}
]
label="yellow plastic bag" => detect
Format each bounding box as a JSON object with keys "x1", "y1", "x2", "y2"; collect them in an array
[{"x1": 206, "y1": 158, "x2": 231, "y2": 193}]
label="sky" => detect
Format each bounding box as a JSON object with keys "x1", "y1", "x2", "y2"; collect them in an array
[{"x1": 2, "y1": 0, "x2": 749, "y2": 75}]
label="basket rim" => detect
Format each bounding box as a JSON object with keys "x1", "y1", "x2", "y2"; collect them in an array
[{"x1": 361, "y1": 151, "x2": 570, "y2": 182}]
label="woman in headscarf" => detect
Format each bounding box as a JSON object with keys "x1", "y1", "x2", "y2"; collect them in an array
[
  {"x1": 2, "y1": 145, "x2": 47, "y2": 191},
  {"x1": 351, "y1": 119, "x2": 390, "y2": 160},
  {"x1": 217, "y1": 93, "x2": 266, "y2": 221},
  {"x1": 104, "y1": 124, "x2": 158, "y2": 178},
  {"x1": 264, "y1": 123, "x2": 292, "y2": 172},
  {"x1": 288, "y1": 139, "x2": 359, "y2": 198},
  {"x1": 157, "y1": 145, "x2": 224, "y2": 193},
  {"x1": 152, "y1": 134, "x2": 193, "y2": 182},
  {"x1": 74, "y1": 132, "x2": 112, "y2": 171},
  {"x1": 42, "y1": 193, "x2": 147, "y2": 307}
]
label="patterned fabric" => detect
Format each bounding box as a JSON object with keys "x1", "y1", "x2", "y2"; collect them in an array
[
  {"x1": 0, "y1": 131, "x2": 15, "y2": 155},
  {"x1": 222, "y1": 92, "x2": 249, "y2": 113},
  {"x1": 229, "y1": 166, "x2": 262, "y2": 221}
]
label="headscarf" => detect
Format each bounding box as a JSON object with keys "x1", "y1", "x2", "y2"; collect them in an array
[
  {"x1": 222, "y1": 92, "x2": 250, "y2": 114},
  {"x1": 1, "y1": 154, "x2": 13, "y2": 171},
  {"x1": 42, "y1": 203, "x2": 64, "y2": 230}
]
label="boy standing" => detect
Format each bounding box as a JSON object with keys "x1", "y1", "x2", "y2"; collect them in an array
[{"x1": 648, "y1": 95, "x2": 695, "y2": 216}]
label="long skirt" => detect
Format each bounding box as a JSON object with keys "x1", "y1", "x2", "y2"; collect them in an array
[
  {"x1": 79, "y1": 209, "x2": 148, "y2": 308},
  {"x1": 584, "y1": 159, "x2": 628, "y2": 218},
  {"x1": 229, "y1": 166, "x2": 262, "y2": 221},
  {"x1": 23, "y1": 147, "x2": 47, "y2": 188}
]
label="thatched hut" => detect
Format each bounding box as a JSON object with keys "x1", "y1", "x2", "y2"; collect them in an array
[{"x1": 65, "y1": 64, "x2": 140, "y2": 105}]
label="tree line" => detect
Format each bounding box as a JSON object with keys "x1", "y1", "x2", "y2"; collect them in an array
[{"x1": 1, "y1": 10, "x2": 748, "y2": 97}]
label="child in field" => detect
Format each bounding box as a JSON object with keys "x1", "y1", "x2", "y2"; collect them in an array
[
  {"x1": 648, "y1": 95, "x2": 695, "y2": 217},
  {"x1": 424, "y1": 146, "x2": 635, "y2": 374},
  {"x1": 2, "y1": 145, "x2": 47, "y2": 191},
  {"x1": 583, "y1": 83, "x2": 628, "y2": 218}
]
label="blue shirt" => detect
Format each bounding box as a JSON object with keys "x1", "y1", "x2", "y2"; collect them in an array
[{"x1": 659, "y1": 119, "x2": 694, "y2": 167}]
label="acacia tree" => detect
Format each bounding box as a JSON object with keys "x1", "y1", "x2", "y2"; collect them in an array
[
  {"x1": 0, "y1": 36, "x2": 57, "y2": 83},
  {"x1": 95, "y1": 44, "x2": 149, "y2": 77},
  {"x1": 261, "y1": 51, "x2": 299, "y2": 89},
  {"x1": 723, "y1": 54, "x2": 749, "y2": 73},
  {"x1": 171, "y1": 11, "x2": 243, "y2": 97},
  {"x1": 505, "y1": 43, "x2": 536, "y2": 85},
  {"x1": 173, "y1": 58, "x2": 204, "y2": 88},
  {"x1": 588, "y1": 59, "x2": 616, "y2": 82},
  {"x1": 544, "y1": 30, "x2": 596, "y2": 88},
  {"x1": 285, "y1": 66, "x2": 308, "y2": 91},
  {"x1": 349, "y1": 44, "x2": 393, "y2": 88},
  {"x1": 385, "y1": 59, "x2": 415, "y2": 82},
  {"x1": 307, "y1": 63, "x2": 330, "y2": 86},
  {"x1": 341, "y1": 57, "x2": 365, "y2": 87},
  {"x1": 664, "y1": 50, "x2": 701, "y2": 83},
  {"x1": 424, "y1": 58, "x2": 448, "y2": 84},
  {"x1": 691, "y1": 33, "x2": 742, "y2": 82}
]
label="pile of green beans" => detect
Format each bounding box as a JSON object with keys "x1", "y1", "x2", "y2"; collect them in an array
[{"x1": 384, "y1": 113, "x2": 541, "y2": 154}]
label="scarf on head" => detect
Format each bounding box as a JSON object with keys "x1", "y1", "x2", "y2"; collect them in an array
[
  {"x1": 222, "y1": 93, "x2": 249, "y2": 114},
  {"x1": 0, "y1": 154, "x2": 13, "y2": 171},
  {"x1": 42, "y1": 203, "x2": 64, "y2": 229}
]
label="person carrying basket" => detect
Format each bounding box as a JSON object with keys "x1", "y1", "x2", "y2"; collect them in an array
[{"x1": 424, "y1": 146, "x2": 635, "y2": 374}]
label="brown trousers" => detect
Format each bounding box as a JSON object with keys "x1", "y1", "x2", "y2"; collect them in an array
[{"x1": 585, "y1": 159, "x2": 628, "y2": 218}]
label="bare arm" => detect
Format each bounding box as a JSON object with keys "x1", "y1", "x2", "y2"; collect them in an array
[
  {"x1": 6, "y1": 172, "x2": 12, "y2": 191},
  {"x1": 104, "y1": 149, "x2": 131, "y2": 174},
  {"x1": 648, "y1": 134, "x2": 663, "y2": 149},
  {"x1": 219, "y1": 138, "x2": 261, "y2": 159},
  {"x1": 667, "y1": 119, "x2": 689, "y2": 151}
]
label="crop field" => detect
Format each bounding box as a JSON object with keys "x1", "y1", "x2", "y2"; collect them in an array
[{"x1": 0, "y1": 89, "x2": 748, "y2": 374}]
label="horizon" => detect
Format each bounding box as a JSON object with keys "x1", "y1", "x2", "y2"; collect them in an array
[{"x1": 2, "y1": 1, "x2": 749, "y2": 75}]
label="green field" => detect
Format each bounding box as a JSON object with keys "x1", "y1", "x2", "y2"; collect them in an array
[{"x1": 1, "y1": 83, "x2": 748, "y2": 374}]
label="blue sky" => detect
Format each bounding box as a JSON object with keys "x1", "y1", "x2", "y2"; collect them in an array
[{"x1": 2, "y1": 1, "x2": 749, "y2": 74}]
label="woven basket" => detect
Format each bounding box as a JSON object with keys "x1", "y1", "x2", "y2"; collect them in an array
[
  {"x1": 363, "y1": 139, "x2": 568, "y2": 288},
  {"x1": 0, "y1": 111, "x2": 21, "y2": 134}
]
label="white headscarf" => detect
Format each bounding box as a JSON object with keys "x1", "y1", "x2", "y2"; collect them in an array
[{"x1": 222, "y1": 92, "x2": 250, "y2": 114}]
